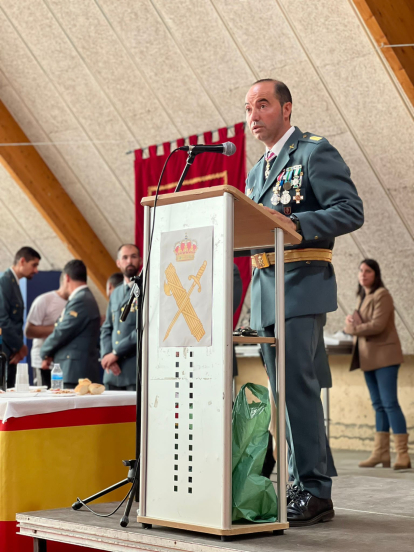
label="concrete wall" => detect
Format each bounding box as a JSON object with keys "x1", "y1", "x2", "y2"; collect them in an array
[{"x1": 235, "y1": 354, "x2": 414, "y2": 453}]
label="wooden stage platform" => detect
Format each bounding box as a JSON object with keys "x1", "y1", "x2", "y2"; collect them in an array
[
  {"x1": 16, "y1": 451, "x2": 414, "y2": 552},
  {"x1": 17, "y1": 502, "x2": 285, "y2": 551}
]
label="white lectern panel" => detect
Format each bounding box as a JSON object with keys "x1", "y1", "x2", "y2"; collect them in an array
[{"x1": 144, "y1": 195, "x2": 233, "y2": 529}]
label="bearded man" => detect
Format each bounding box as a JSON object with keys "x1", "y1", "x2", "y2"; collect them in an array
[{"x1": 101, "y1": 244, "x2": 141, "y2": 390}]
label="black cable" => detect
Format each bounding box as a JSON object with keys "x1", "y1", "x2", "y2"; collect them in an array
[
  {"x1": 117, "y1": 148, "x2": 180, "y2": 499},
  {"x1": 75, "y1": 488, "x2": 131, "y2": 518},
  {"x1": 78, "y1": 149, "x2": 180, "y2": 519}
]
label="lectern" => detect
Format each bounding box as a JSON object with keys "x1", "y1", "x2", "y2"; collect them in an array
[{"x1": 138, "y1": 186, "x2": 301, "y2": 537}]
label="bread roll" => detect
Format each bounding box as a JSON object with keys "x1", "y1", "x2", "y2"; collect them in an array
[
  {"x1": 75, "y1": 382, "x2": 90, "y2": 395},
  {"x1": 78, "y1": 378, "x2": 92, "y2": 385},
  {"x1": 89, "y1": 383, "x2": 105, "y2": 395}
]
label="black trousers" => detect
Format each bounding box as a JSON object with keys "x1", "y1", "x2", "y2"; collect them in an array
[
  {"x1": 41, "y1": 369, "x2": 51, "y2": 388},
  {"x1": 7, "y1": 363, "x2": 16, "y2": 388},
  {"x1": 105, "y1": 383, "x2": 136, "y2": 391}
]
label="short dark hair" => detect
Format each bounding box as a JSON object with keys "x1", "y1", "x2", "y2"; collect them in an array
[
  {"x1": 253, "y1": 79, "x2": 292, "y2": 119},
  {"x1": 357, "y1": 259, "x2": 385, "y2": 299},
  {"x1": 63, "y1": 260, "x2": 87, "y2": 282},
  {"x1": 107, "y1": 272, "x2": 124, "y2": 288},
  {"x1": 13, "y1": 246, "x2": 41, "y2": 265},
  {"x1": 117, "y1": 244, "x2": 140, "y2": 259}
]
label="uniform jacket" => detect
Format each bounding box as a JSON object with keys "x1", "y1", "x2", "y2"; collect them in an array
[
  {"x1": 345, "y1": 287, "x2": 404, "y2": 371},
  {"x1": 100, "y1": 283, "x2": 137, "y2": 387},
  {"x1": 0, "y1": 268, "x2": 24, "y2": 358},
  {"x1": 41, "y1": 287, "x2": 101, "y2": 384},
  {"x1": 246, "y1": 127, "x2": 364, "y2": 328}
]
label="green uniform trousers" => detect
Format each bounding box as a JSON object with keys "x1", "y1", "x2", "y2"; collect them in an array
[{"x1": 259, "y1": 313, "x2": 332, "y2": 499}]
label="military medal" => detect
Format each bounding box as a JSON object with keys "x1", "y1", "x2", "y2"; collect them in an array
[
  {"x1": 283, "y1": 180, "x2": 292, "y2": 191},
  {"x1": 271, "y1": 184, "x2": 281, "y2": 205},
  {"x1": 294, "y1": 190, "x2": 304, "y2": 204},
  {"x1": 292, "y1": 166, "x2": 303, "y2": 188},
  {"x1": 281, "y1": 189, "x2": 291, "y2": 205}
]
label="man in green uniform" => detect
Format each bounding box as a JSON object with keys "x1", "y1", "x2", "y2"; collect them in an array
[
  {"x1": 106, "y1": 272, "x2": 124, "y2": 299},
  {"x1": 244, "y1": 79, "x2": 364, "y2": 526},
  {"x1": 0, "y1": 246, "x2": 41, "y2": 387},
  {"x1": 40, "y1": 260, "x2": 101, "y2": 387},
  {"x1": 101, "y1": 244, "x2": 141, "y2": 391}
]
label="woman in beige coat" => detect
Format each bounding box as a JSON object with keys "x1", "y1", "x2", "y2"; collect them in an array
[{"x1": 344, "y1": 259, "x2": 410, "y2": 470}]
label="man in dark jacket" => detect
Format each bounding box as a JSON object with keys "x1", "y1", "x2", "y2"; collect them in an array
[
  {"x1": 41, "y1": 260, "x2": 100, "y2": 387},
  {"x1": 0, "y1": 246, "x2": 40, "y2": 387}
]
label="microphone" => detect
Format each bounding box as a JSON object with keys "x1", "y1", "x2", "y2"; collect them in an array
[
  {"x1": 178, "y1": 142, "x2": 236, "y2": 156},
  {"x1": 119, "y1": 274, "x2": 142, "y2": 323}
]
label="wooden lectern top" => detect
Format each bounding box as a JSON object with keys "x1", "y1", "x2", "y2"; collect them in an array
[{"x1": 141, "y1": 185, "x2": 302, "y2": 250}]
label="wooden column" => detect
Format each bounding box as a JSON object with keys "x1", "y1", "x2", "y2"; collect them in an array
[{"x1": 0, "y1": 100, "x2": 117, "y2": 295}]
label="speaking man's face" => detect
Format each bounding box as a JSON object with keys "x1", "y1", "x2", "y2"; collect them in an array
[{"x1": 245, "y1": 81, "x2": 291, "y2": 148}]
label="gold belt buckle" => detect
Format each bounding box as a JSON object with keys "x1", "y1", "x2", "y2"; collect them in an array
[{"x1": 254, "y1": 252, "x2": 270, "y2": 269}]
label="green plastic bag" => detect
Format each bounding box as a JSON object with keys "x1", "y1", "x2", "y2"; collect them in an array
[{"x1": 232, "y1": 383, "x2": 278, "y2": 523}]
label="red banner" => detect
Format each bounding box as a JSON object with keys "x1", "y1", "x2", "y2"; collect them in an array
[{"x1": 134, "y1": 123, "x2": 250, "y2": 327}]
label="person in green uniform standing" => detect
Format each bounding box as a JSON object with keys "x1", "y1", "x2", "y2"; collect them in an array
[
  {"x1": 40, "y1": 260, "x2": 101, "y2": 387},
  {"x1": 244, "y1": 79, "x2": 364, "y2": 526},
  {"x1": 101, "y1": 244, "x2": 141, "y2": 391}
]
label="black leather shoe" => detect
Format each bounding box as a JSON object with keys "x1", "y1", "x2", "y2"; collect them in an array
[
  {"x1": 286, "y1": 484, "x2": 301, "y2": 506},
  {"x1": 287, "y1": 490, "x2": 334, "y2": 527}
]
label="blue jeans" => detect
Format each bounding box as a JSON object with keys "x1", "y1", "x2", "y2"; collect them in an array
[{"x1": 364, "y1": 365, "x2": 407, "y2": 434}]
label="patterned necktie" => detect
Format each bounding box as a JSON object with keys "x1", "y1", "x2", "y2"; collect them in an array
[{"x1": 265, "y1": 151, "x2": 276, "y2": 180}]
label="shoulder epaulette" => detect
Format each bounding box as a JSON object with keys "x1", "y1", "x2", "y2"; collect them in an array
[{"x1": 299, "y1": 133, "x2": 326, "y2": 143}]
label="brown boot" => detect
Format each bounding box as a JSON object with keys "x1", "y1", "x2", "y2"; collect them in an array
[
  {"x1": 359, "y1": 432, "x2": 390, "y2": 468},
  {"x1": 393, "y1": 434, "x2": 411, "y2": 470}
]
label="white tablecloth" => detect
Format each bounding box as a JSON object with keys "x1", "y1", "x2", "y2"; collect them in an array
[{"x1": 0, "y1": 391, "x2": 136, "y2": 423}]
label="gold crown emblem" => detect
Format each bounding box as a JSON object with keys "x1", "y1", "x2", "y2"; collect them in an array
[{"x1": 174, "y1": 233, "x2": 197, "y2": 262}]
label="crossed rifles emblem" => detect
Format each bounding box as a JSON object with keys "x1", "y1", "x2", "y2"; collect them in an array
[{"x1": 163, "y1": 261, "x2": 207, "y2": 342}]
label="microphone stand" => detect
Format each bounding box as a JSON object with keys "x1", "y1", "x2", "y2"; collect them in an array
[
  {"x1": 72, "y1": 275, "x2": 143, "y2": 529},
  {"x1": 120, "y1": 274, "x2": 142, "y2": 526},
  {"x1": 174, "y1": 149, "x2": 197, "y2": 193}
]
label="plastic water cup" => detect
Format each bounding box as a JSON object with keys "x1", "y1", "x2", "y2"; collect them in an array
[{"x1": 15, "y1": 363, "x2": 30, "y2": 393}]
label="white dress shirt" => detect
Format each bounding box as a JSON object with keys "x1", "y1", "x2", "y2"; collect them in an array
[{"x1": 265, "y1": 126, "x2": 295, "y2": 158}]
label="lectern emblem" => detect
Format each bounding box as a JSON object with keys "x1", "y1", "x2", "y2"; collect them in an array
[
  {"x1": 163, "y1": 261, "x2": 207, "y2": 342},
  {"x1": 160, "y1": 226, "x2": 213, "y2": 347},
  {"x1": 174, "y1": 233, "x2": 198, "y2": 262}
]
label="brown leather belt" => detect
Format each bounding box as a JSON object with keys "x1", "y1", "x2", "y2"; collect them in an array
[{"x1": 251, "y1": 248, "x2": 332, "y2": 269}]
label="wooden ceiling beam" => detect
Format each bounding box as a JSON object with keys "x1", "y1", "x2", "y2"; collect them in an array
[
  {"x1": 0, "y1": 100, "x2": 117, "y2": 296},
  {"x1": 353, "y1": 0, "x2": 414, "y2": 107}
]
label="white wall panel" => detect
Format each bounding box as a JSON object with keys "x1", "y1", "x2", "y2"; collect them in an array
[{"x1": 98, "y1": 0, "x2": 225, "y2": 137}]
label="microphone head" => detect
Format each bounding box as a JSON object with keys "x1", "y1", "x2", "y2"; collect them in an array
[{"x1": 223, "y1": 142, "x2": 236, "y2": 156}]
